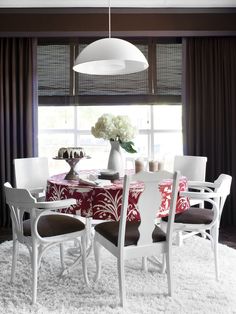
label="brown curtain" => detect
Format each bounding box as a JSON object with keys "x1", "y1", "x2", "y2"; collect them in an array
[
  {"x1": 0, "y1": 38, "x2": 37, "y2": 227},
  {"x1": 182, "y1": 37, "x2": 236, "y2": 226}
]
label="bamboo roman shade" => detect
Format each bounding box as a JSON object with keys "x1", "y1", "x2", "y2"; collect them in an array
[
  {"x1": 37, "y1": 39, "x2": 182, "y2": 102},
  {"x1": 156, "y1": 43, "x2": 182, "y2": 96},
  {"x1": 38, "y1": 44, "x2": 71, "y2": 96}
]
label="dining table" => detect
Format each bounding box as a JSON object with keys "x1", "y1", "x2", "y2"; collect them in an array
[{"x1": 46, "y1": 170, "x2": 190, "y2": 221}]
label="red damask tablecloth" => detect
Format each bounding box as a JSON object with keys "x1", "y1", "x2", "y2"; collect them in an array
[{"x1": 46, "y1": 172, "x2": 190, "y2": 221}]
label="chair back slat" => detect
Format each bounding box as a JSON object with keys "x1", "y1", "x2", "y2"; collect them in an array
[
  {"x1": 4, "y1": 182, "x2": 36, "y2": 240},
  {"x1": 174, "y1": 155, "x2": 207, "y2": 181},
  {"x1": 137, "y1": 181, "x2": 162, "y2": 245},
  {"x1": 4, "y1": 182, "x2": 36, "y2": 206},
  {"x1": 14, "y1": 157, "x2": 49, "y2": 190},
  {"x1": 118, "y1": 170, "x2": 180, "y2": 248}
]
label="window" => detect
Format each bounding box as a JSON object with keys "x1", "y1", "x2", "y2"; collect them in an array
[
  {"x1": 37, "y1": 38, "x2": 183, "y2": 174},
  {"x1": 38, "y1": 104, "x2": 183, "y2": 174}
]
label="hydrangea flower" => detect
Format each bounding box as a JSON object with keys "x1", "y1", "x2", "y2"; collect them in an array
[{"x1": 91, "y1": 114, "x2": 137, "y2": 153}]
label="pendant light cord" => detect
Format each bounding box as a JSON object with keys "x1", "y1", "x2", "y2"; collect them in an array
[{"x1": 108, "y1": 0, "x2": 111, "y2": 38}]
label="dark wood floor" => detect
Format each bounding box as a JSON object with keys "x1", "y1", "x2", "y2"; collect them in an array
[
  {"x1": 0, "y1": 226, "x2": 236, "y2": 249},
  {"x1": 0, "y1": 227, "x2": 12, "y2": 243},
  {"x1": 218, "y1": 226, "x2": 236, "y2": 249}
]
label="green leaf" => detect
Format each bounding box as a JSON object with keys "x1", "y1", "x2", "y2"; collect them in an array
[{"x1": 120, "y1": 141, "x2": 137, "y2": 153}]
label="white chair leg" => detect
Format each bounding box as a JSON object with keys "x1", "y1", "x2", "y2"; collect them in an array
[
  {"x1": 214, "y1": 241, "x2": 219, "y2": 281},
  {"x1": 142, "y1": 256, "x2": 148, "y2": 272},
  {"x1": 176, "y1": 231, "x2": 183, "y2": 246},
  {"x1": 211, "y1": 225, "x2": 219, "y2": 281},
  {"x1": 117, "y1": 256, "x2": 126, "y2": 307},
  {"x1": 85, "y1": 217, "x2": 93, "y2": 248},
  {"x1": 31, "y1": 242, "x2": 38, "y2": 305},
  {"x1": 93, "y1": 240, "x2": 102, "y2": 282},
  {"x1": 81, "y1": 235, "x2": 90, "y2": 286},
  {"x1": 59, "y1": 243, "x2": 65, "y2": 270},
  {"x1": 11, "y1": 237, "x2": 19, "y2": 282},
  {"x1": 166, "y1": 249, "x2": 173, "y2": 296},
  {"x1": 161, "y1": 253, "x2": 166, "y2": 274}
]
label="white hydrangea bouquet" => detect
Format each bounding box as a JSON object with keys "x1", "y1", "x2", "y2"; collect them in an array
[{"x1": 91, "y1": 113, "x2": 137, "y2": 153}]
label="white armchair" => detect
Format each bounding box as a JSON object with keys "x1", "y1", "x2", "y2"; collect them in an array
[
  {"x1": 4, "y1": 182, "x2": 89, "y2": 304},
  {"x1": 161, "y1": 174, "x2": 232, "y2": 280}
]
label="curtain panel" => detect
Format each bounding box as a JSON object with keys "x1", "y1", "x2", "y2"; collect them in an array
[
  {"x1": 182, "y1": 37, "x2": 236, "y2": 226},
  {"x1": 0, "y1": 38, "x2": 37, "y2": 228}
]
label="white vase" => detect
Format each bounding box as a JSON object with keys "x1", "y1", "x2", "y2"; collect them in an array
[{"x1": 107, "y1": 140, "x2": 124, "y2": 177}]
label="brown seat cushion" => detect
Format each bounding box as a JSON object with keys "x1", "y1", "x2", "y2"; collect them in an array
[
  {"x1": 95, "y1": 221, "x2": 166, "y2": 247},
  {"x1": 162, "y1": 207, "x2": 214, "y2": 225},
  {"x1": 23, "y1": 215, "x2": 85, "y2": 237}
]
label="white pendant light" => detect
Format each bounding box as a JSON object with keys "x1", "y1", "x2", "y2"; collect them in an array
[{"x1": 73, "y1": 0, "x2": 149, "y2": 75}]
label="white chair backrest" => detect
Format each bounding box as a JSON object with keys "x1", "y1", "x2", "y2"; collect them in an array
[
  {"x1": 14, "y1": 157, "x2": 49, "y2": 190},
  {"x1": 4, "y1": 182, "x2": 36, "y2": 239},
  {"x1": 118, "y1": 170, "x2": 180, "y2": 248},
  {"x1": 4, "y1": 182, "x2": 35, "y2": 205},
  {"x1": 173, "y1": 155, "x2": 207, "y2": 181},
  {"x1": 213, "y1": 174, "x2": 232, "y2": 217}
]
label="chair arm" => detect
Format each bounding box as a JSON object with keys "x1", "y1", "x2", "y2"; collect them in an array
[
  {"x1": 30, "y1": 187, "x2": 45, "y2": 194},
  {"x1": 180, "y1": 190, "x2": 219, "y2": 200},
  {"x1": 34, "y1": 198, "x2": 77, "y2": 210},
  {"x1": 188, "y1": 181, "x2": 215, "y2": 187},
  {"x1": 32, "y1": 198, "x2": 79, "y2": 242},
  {"x1": 187, "y1": 181, "x2": 215, "y2": 193}
]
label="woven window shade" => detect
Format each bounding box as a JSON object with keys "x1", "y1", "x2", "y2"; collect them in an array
[
  {"x1": 156, "y1": 43, "x2": 182, "y2": 96},
  {"x1": 37, "y1": 41, "x2": 182, "y2": 99},
  {"x1": 37, "y1": 44, "x2": 70, "y2": 96}
]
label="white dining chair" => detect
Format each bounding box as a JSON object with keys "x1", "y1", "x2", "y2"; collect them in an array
[
  {"x1": 4, "y1": 182, "x2": 90, "y2": 304},
  {"x1": 14, "y1": 157, "x2": 49, "y2": 200},
  {"x1": 161, "y1": 173, "x2": 232, "y2": 280},
  {"x1": 93, "y1": 170, "x2": 180, "y2": 307}
]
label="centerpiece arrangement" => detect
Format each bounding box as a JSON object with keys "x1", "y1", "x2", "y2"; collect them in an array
[{"x1": 91, "y1": 114, "x2": 137, "y2": 177}]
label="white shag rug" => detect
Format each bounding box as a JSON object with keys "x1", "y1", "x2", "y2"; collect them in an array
[{"x1": 0, "y1": 237, "x2": 236, "y2": 314}]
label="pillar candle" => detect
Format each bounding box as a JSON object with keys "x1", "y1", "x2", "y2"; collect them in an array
[
  {"x1": 158, "y1": 162, "x2": 165, "y2": 170},
  {"x1": 135, "y1": 159, "x2": 144, "y2": 173},
  {"x1": 149, "y1": 160, "x2": 158, "y2": 172}
]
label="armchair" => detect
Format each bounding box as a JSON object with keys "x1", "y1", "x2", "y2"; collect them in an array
[
  {"x1": 161, "y1": 174, "x2": 232, "y2": 280},
  {"x1": 4, "y1": 182, "x2": 89, "y2": 304}
]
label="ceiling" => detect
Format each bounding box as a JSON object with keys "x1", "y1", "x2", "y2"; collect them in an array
[{"x1": 0, "y1": 0, "x2": 236, "y2": 8}]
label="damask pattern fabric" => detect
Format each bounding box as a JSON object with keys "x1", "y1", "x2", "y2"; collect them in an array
[{"x1": 46, "y1": 172, "x2": 190, "y2": 221}]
